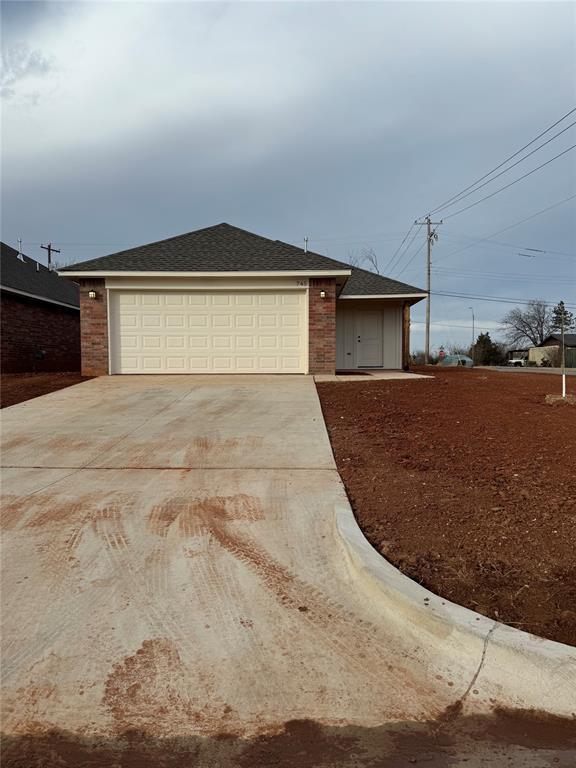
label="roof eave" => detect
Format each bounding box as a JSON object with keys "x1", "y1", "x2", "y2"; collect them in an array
[
  {"x1": 1, "y1": 284, "x2": 80, "y2": 310},
  {"x1": 59, "y1": 269, "x2": 352, "y2": 278},
  {"x1": 339, "y1": 293, "x2": 427, "y2": 301}
]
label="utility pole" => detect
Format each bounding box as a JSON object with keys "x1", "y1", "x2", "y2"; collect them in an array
[
  {"x1": 469, "y1": 306, "x2": 475, "y2": 360},
  {"x1": 41, "y1": 242, "x2": 60, "y2": 271},
  {"x1": 415, "y1": 216, "x2": 442, "y2": 364}
]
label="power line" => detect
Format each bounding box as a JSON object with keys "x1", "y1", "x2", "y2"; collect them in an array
[
  {"x1": 306, "y1": 231, "x2": 404, "y2": 245},
  {"x1": 422, "y1": 106, "x2": 576, "y2": 217},
  {"x1": 432, "y1": 265, "x2": 575, "y2": 279},
  {"x1": 439, "y1": 233, "x2": 574, "y2": 257},
  {"x1": 395, "y1": 239, "x2": 426, "y2": 277},
  {"x1": 23, "y1": 241, "x2": 135, "y2": 248},
  {"x1": 411, "y1": 321, "x2": 498, "y2": 331},
  {"x1": 430, "y1": 290, "x2": 576, "y2": 308},
  {"x1": 442, "y1": 144, "x2": 576, "y2": 220},
  {"x1": 429, "y1": 121, "x2": 576, "y2": 216},
  {"x1": 434, "y1": 193, "x2": 576, "y2": 264},
  {"x1": 432, "y1": 267, "x2": 574, "y2": 284},
  {"x1": 382, "y1": 224, "x2": 419, "y2": 274}
]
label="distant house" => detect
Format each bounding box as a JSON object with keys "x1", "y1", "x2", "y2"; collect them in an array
[
  {"x1": 1, "y1": 242, "x2": 81, "y2": 373},
  {"x1": 528, "y1": 333, "x2": 576, "y2": 368}
]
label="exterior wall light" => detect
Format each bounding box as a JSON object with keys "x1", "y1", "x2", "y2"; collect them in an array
[
  {"x1": 88, "y1": 290, "x2": 97, "y2": 299},
  {"x1": 320, "y1": 290, "x2": 326, "y2": 299}
]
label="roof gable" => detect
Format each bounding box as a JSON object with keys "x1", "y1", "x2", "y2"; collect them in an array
[
  {"x1": 59, "y1": 223, "x2": 351, "y2": 274},
  {"x1": 1, "y1": 242, "x2": 79, "y2": 308}
]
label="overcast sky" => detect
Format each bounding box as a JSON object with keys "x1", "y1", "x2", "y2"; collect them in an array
[{"x1": 2, "y1": 0, "x2": 575, "y2": 350}]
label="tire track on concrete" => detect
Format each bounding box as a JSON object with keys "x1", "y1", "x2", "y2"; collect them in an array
[{"x1": 198, "y1": 505, "x2": 440, "y2": 713}]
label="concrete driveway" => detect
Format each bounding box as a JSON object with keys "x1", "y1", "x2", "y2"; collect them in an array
[{"x1": 1, "y1": 376, "x2": 574, "y2": 766}]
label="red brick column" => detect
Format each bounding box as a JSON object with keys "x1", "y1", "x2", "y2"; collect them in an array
[
  {"x1": 308, "y1": 277, "x2": 336, "y2": 374},
  {"x1": 79, "y1": 279, "x2": 109, "y2": 376}
]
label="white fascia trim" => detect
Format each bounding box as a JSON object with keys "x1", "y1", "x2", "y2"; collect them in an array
[
  {"x1": 58, "y1": 269, "x2": 352, "y2": 279},
  {"x1": 1, "y1": 285, "x2": 80, "y2": 310},
  {"x1": 339, "y1": 293, "x2": 428, "y2": 300}
]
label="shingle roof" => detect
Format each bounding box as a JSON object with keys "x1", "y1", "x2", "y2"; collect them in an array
[
  {"x1": 59, "y1": 223, "x2": 351, "y2": 273},
  {"x1": 1, "y1": 242, "x2": 79, "y2": 308},
  {"x1": 541, "y1": 333, "x2": 576, "y2": 347},
  {"x1": 341, "y1": 266, "x2": 426, "y2": 297},
  {"x1": 57, "y1": 223, "x2": 426, "y2": 298}
]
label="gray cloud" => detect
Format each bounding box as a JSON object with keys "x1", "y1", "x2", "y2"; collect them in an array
[{"x1": 1, "y1": 42, "x2": 53, "y2": 98}]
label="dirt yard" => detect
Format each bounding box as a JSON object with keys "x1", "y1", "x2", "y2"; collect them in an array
[
  {"x1": 317, "y1": 367, "x2": 576, "y2": 646},
  {"x1": 0, "y1": 373, "x2": 92, "y2": 408}
]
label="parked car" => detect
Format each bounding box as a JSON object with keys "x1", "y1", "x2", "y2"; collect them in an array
[
  {"x1": 438, "y1": 354, "x2": 474, "y2": 367},
  {"x1": 507, "y1": 358, "x2": 526, "y2": 367}
]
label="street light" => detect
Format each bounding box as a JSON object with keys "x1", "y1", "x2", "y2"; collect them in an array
[{"x1": 469, "y1": 306, "x2": 475, "y2": 361}]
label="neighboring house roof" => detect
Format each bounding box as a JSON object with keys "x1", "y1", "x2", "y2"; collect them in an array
[
  {"x1": 1, "y1": 242, "x2": 79, "y2": 309},
  {"x1": 59, "y1": 223, "x2": 351, "y2": 274},
  {"x1": 58, "y1": 222, "x2": 426, "y2": 298},
  {"x1": 538, "y1": 333, "x2": 576, "y2": 348},
  {"x1": 339, "y1": 266, "x2": 426, "y2": 297}
]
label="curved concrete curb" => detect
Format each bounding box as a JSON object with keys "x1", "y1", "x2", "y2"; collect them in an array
[{"x1": 335, "y1": 501, "x2": 576, "y2": 717}]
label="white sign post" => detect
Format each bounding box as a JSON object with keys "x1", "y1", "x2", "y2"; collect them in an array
[{"x1": 561, "y1": 311, "x2": 566, "y2": 399}]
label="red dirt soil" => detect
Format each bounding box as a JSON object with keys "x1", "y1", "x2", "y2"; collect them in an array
[
  {"x1": 0, "y1": 373, "x2": 93, "y2": 408},
  {"x1": 317, "y1": 367, "x2": 576, "y2": 646}
]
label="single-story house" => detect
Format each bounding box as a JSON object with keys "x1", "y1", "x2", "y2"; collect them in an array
[
  {"x1": 1, "y1": 242, "x2": 81, "y2": 373},
  {"x1": 59, "y1": 223, "x2": 426, "y2": 377},
  {"x1": 528, "y1": 333, "x2": 576, "y2": 367}
]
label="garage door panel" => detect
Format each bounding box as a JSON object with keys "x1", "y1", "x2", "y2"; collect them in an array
[
  {"x1": 236, "y1": 316, "x2": 256, "y2": 328},
  {"x1": 142, "y1": 315, "x2": 161, "y2": 328},
  {"x1": 141, "y1": 294, "x2": 160, "y2": 305},
  {"x1": 213, "y1": 315, "x2": 233, "y2": 328},
  {"x1": 111, "y1": 290, "x2": 306, "y2": 374},
  {"x1": 165, "y1": 315, "x2": 185, "y2": 328},
  {"x1": 189, "y1": 357, "x2": 209, "y2": 369},
  {"x1": 213, "y1": 336, "x2": 233, "y2": 350},
  {"x1": 236, "y1": 294, "x2": 256, "y2": 306},
  {"x1": 165, "y1": 294, "x2": 185, "y2": 306}
]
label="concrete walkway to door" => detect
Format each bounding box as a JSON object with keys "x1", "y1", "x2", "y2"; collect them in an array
[{"x1": 1, "y1": 376, "x2": 574, "y2": 766}]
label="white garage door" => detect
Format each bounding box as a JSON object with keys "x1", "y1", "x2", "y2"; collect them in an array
[{"x1": 110, "y1": 290, "x2": 307, "y2": 374}]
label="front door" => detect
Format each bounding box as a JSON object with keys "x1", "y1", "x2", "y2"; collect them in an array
[{"x1": 356, "y1": 311, "x2": 383, "y2": 367}]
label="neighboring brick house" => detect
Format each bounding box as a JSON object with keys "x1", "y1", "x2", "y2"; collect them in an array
[
  {"x1": 1, "y1": 242, "x2": 80, "y2": 373},
  {"x1": 59, "y1": 223, "x2": 426, "y2": 377}
]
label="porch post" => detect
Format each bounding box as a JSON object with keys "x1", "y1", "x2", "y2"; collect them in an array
[{"x1": 402, "y1": 301, "x2": 410, "y2": 371}]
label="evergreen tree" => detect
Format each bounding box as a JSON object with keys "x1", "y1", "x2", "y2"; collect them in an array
[
  {"x1": 551, "y1": 301, "x2": 575, "y2": 332},
  {"x1": 473, "y1": 332, "x2": 506, "y2": 365}
]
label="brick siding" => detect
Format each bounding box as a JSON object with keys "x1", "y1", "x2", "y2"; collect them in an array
[
  {"x1": 79, "y1": 279, "x2": 109, "y2": 376},
  {"x1": 308, "y1": 277, "x2": 336, "y2": 374},
  {"x1": 1, "y1": 290, "x2": 80, "y2": 373},
  {"x1": 75, "y1": 277, "x2": 337, "y2": 376}
]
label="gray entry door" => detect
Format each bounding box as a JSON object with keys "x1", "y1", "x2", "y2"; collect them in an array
[{"x1": 356, "y1": 311, "x2": 383, "y2": 367}]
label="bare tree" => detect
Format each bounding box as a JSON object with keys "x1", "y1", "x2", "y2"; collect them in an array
[
  {"x1": 500, "y1": 300, "x2": 553, "y2": 347},
  {"x1": 360, "y1": 247, "x2": 380, "y2": 274},
  {"x1": 346, "y1": 249, "x2": 362, "y2": 267},
  {"x1": 447, "y1": 343, "x2": 470, "y2": 356}
]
